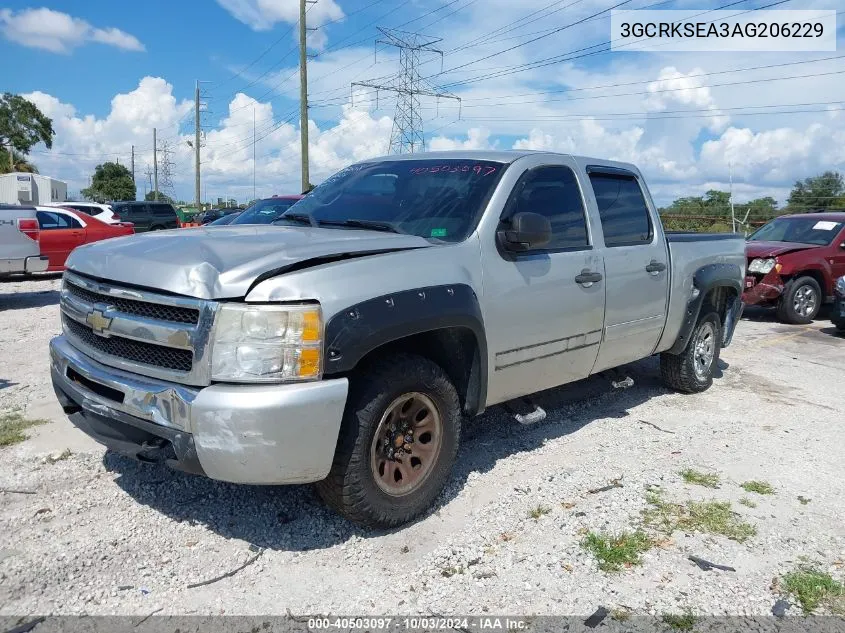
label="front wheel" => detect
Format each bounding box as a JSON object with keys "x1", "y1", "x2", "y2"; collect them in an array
[
  {"x1": 777, "y1": 276, "x2": 821, "y2": 324},
  {"x1": 316, "y1": 354, "x2": 461, "y2": 528},
  {"x1": 660, "y1": 312, "x2": 722, "y2": 394}
]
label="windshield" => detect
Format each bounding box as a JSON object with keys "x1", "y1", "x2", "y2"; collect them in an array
[
  {"x1": 748, "y1": 217, "x2": 843, "y2": 246},
  {"x1": 276, "y1": 159, "x2": 505, "y2": 241},
  {"x1": 231, "y1": 198, "x2": 298, "y2": 225}
]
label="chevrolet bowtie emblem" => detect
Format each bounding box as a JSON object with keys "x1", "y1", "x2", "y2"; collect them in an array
[{"x1": 86, "y1": 309, "x2": 112, "y2": 335}]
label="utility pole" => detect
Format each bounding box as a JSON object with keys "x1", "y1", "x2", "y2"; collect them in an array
[
  {"x1": 195, "y1": 80, "x2": 201, "y2": 213},
  {"x1": 353, "y1": 28, "x2": 461, "y2": 154},
  {"x1": 729, "y1": 161, "x2": 736, "y2": 233},
  {"x1": 253, "y1": 106, "x2": 256, "y2": 201},
  {"x1": 153, "y1": 128, "x2": 158, "y2": 201},
  {"x1": 130, "y1": 145, "x2": 135, "y2": 184},
  {"x1": 298, "y1": 0, "x2": 313, "y2": 192}
]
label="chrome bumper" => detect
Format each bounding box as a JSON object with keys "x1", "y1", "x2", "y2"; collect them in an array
[
  {"x1": 50, "y1": 335, "x2": 349, "y2": 485},
  {"x1": 0, "y1": 255, "x2": 48, "y2": 274}
]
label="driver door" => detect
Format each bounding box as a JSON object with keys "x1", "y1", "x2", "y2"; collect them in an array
[{"x1": 480, "y1": 158, "x2": 606, "y2": 405}]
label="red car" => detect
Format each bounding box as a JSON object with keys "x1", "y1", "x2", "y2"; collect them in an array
[
  {"x1": 35, "y1": 206, "x2": 135, "y2": 272},
  {"x1": 742, "y1": 212, "x2": 845, "y2": 323}
]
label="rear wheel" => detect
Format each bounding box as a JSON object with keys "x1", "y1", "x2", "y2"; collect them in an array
[
  {"x1": 777, "y1": 276, "x2": 821, "y2": 324},
  {"x1": 316, "y1": 354, "x2": 461, "y2": 528},
  {"x1": 661, "y1": 312, "x2": 722, "y2": 394}
]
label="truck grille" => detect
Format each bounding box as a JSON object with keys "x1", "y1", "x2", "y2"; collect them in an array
[
  {"x1": 63, "y1": 316, "x2": 193, "y2": 372},
  {"x1": 59, "y1": 271, "x2": 216, "y2": 385},
  {"x1": 65, "y1": 279, "x2": 199, "y2": 324}
]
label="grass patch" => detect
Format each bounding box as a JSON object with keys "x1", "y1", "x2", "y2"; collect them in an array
[
  {"x1": 679, "y1": 468, "x2": 720, "y2": 488},
  {"x1": 798, "y1": 496, "x2": 811, "y2": 505},
  {"x1": 527, "y1": 505, "x2": 551, "y2": 520},
  {"x1": 581, "y1": 530, "x2": 652, "y2": 572},
  {"x1": 738, "y1": 497, "x2": 757, "y2": 508},
  {"x1": 0, "y1": 412, "x2": 48, "y2": 447},
  {"x1": 782, "y1": 567, "x2": 845, "y2": 614},
  {"x1": 741, "y1": 480, "x2": 775, "y2": 495},
  {"x1": 661, "y1": 612, "x2": 697, "y2": 632},
  {"x1": 643, "y1": 492, "x2": 756, "y2": 543}
]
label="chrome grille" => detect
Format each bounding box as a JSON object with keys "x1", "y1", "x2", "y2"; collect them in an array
[
  {"x1": 63, "y1": 316, "x2": 193, "y2": 372},
  {"x1": 65, "y1": 279, "x2": 199, "y2": 324},
  {"x1": 59, "y1": 271, "x2": 216, "y2": 386}
]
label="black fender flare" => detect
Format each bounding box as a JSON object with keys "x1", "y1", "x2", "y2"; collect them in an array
[
  {"x1": 323, "y1": 284, "x2": 488, "y2": 415},
  {"x1": 666, "y1": 263, "x2": 743, "y2": 355}
]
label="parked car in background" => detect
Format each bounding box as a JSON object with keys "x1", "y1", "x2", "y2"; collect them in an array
[
  {"x1": 207, "y1": 211, "x2": 242, "y2": 226},
  {"x1": 35, "y1": 207, "x2": 134, "y2": 272},
  {"x1": 0, "y1": 203, "x2": 48, "y2": 276},
  {"x1": 108, "y1": 201, "x2": 179, "y2": 232},
  {"x1": 198, "y1": 208, "x2": 238, "y2": 225},
  {"x1": 42, "y1": 201, "x2": 121, "y2": 225},
  {"x1": 50, "y1": 150, "x2": 745, "y2": 527},
  {"x1": 832, "y1": 275, "x2": 845, "y2": 332},
  {"x1": 742, "y1": 212, "x2": 845, "y2": 324},
  {"x1": 229, "y1": 195, "x2": 303, "y2": 225}
]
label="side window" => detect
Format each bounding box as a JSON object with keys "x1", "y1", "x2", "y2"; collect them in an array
[
  {"x1": 153, "y1": 204, "x2": 174, "y2": 216},
  {"x1": 64, "y1": 214, "x2": 83, "y2": 229},
  {"x1": 503, "y1": 165, "x2": 589, "y2": 250},
  {"x1": 66, "y1": 205, "x2": 92, "y2": 215},
  {"x1": 589, "y1": 173, "x2": 653, "y2": 247},
  {"x1": 37, "y1": 211, "x2": 62, "y2": 229}
]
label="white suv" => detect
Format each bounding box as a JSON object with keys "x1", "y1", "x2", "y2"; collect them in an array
[{"x1": 43, "y1": 201, "x2": 120, "y2": 224}]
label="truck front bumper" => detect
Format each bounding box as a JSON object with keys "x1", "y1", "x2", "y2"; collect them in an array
[{"x1": 50, "y1": 335, "x2": 349, "y2": 485}]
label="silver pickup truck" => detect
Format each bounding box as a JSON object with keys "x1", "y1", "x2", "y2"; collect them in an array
[
  {"x1": 1, "y1": 204, "x2": 49, "y2": 276},
  {"x1": 49, "y1": 151, "x2": 745, "y2": 527}
]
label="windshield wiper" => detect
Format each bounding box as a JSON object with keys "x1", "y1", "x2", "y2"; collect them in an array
[
  {"x1": 320, "y1": 219, "x2": 405, "y2": 234},
  {"x1": 275, "y1": 212, "x2": 317, "y2": 227}
]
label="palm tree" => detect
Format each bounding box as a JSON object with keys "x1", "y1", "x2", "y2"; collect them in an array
[{"x1": 0, "y1": 148, "x2": 38, "y2": 174}]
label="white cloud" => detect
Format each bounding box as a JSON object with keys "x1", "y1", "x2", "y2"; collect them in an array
[
  {"x1": 216, "y1": 0, "x2": 343, "y2": 37},
  {"x1": 0, "y1": 8, "x2": 144, "y2": 54},
  {"x1": 430, "y1": 127, "x2": 496, "y2": 151}
]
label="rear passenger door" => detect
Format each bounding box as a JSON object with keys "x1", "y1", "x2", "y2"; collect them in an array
[
  {"x1": 587, "y1": 167, "x2": 670, "y2": 373},
  {"x1": 481, "y1": 158, "x2": 606, "y2": 405},
  {"x1": 37, "y1": 210, "x2": 86, "y2": 269}
]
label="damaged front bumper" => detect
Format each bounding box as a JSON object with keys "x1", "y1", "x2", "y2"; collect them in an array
[
  {"x1": 50, "y1": 335, "x2": 349, "y2": 485},
  {"x1": 741, "y1": 271, "x2": 784, "y2": 306}
]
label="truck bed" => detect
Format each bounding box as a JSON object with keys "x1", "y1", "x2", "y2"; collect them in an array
[{"x1": 655, "y1": 231, "x2": 746, "y2": 354}]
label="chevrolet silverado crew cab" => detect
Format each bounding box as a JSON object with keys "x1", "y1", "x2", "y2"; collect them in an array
[{"x1": 49, "y1": 151, "x2": 745, "y2": 527}]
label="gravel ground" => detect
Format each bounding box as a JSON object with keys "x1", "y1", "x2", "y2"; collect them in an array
[{"x1": 1, "y1": 275, "x2": 844, "y2": 618}]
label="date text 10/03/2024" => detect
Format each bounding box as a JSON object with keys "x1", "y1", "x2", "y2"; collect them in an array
[{"x1": 307, "y1": 618, "x2": 529, "y2": 630}]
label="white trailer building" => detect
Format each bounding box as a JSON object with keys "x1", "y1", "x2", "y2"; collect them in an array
[{"x1": 0, "y1": 173, "x2": 67, "y2": 206}]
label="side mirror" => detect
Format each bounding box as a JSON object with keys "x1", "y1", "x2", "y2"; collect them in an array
[{"x1": 499, "y1": 212, "x2": 552, "y2": 252}]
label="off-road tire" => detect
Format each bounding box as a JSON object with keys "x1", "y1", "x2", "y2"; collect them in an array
[
  {"x1": 660, "y1": 311, "x2": 722, "y2": 394},
  {"x1": 315, "y1": 354, "x2": 461, "y2": 528},
  {"x1": 777, "y1": 276, "x2": 821, "y2": 324}
]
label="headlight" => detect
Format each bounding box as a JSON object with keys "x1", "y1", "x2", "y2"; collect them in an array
[
  {"x1": 211, "y1": 304, "x2": 322, "y2": 382},
  {"x1": 836, "y1": 276, "x2": 845, "y2": 296},
  {"x1": 747, "y1": 258, "x2": 776, "y2": 274}
]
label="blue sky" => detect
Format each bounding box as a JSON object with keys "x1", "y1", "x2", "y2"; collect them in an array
[{"x1": 2, "y1": 1, "x2": 844, "y2": 205}]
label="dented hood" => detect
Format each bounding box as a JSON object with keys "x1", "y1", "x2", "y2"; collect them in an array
[
  {"x1": 745, "y1": 240, "x2": 821, "y2": 259},
  {"x1": 65, "y1": 225, "x2": 430, "y2": 299}
]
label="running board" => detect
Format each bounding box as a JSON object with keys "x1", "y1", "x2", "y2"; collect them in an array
[{"x1": 505, "y1": 399, "x2": 547, "y2": 425}]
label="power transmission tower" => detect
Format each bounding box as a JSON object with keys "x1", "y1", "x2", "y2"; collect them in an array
[
  {"x1": 352, "y1": 28, "x2": 460, "y2": 154},
  {"x1": 158, "y1": 140, "x2": 176, "y2": 196}
]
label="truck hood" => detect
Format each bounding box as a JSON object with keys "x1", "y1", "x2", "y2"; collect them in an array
[
  {"x1": 745, "y1": 240, "x2": 821, "y2": 258},
  {"x1": 66, "y1": 225, "x2": 431, "y2": 299}
]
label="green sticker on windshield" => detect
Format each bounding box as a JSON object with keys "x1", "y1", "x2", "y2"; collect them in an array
[{"x1": 430, "y1": 228, "x2": 448, "y2": 238}]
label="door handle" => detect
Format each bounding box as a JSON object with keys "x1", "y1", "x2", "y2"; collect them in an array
[
  {"x1": 646, "y1": 260, "x2": 667, "y2": 274},
  {"x1": 575, "y1": 270, "x2": 603, "y2": 287}
]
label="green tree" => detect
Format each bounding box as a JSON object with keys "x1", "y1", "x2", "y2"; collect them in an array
[
  {"x1": 787, "y1": 171, "x2": 844, "y2": 211},
  {"x1": 144, "y1": 190, "x2": 175, "y2": 204},
  {"x1": 82, "y1": 162, "x2": 136, "y2": 202},
  {"x1": 0, "y1": 93, "x2": 54, "y2": 173}
]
